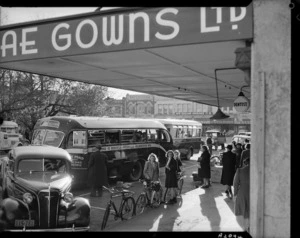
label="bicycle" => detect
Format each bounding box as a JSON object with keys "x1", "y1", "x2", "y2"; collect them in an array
[
  {"x1": 101, "y1": 185, "x2": 136, "y2": 230},
  {"x1": 135, "y1": 179, "x2": 163, "y2": 215},
  {"x1": 177, "y1": 171, "x2": 185, "y2": 196}
]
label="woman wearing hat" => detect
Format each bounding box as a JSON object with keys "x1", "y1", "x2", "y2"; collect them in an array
[
  {"x1": 220, "y1": 144, "x2": 236, "y2": 198},
  {"x1": 164, "y1": 150, "x2": 178, "y2": 204}
]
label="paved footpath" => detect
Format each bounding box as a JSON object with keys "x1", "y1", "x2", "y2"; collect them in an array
[{"x1": 104, "y1": 182, "x2": 245, "y2": 232}]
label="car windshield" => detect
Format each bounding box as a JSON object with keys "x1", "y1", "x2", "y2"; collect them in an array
[
  {"x1": 32, "y1": 129, "x2": 65, "y2": 147},
  {"x1": 17, "y1": 158, "x2": 67, "y2": 173}
]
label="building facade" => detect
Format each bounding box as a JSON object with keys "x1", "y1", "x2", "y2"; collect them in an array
[{"x1": 107, "y1": 94, "x2": 251, "y2": 135}]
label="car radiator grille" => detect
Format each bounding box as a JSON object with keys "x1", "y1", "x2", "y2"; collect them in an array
[{"x1": 38, "y1": 190, "x2": 60, "y2": 228}]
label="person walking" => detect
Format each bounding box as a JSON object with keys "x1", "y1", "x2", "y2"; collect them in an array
[
  {"x1": 220, "y1": 144, "x2": 236, "y2": 198},
  {"x1": 87, "y1": 143, "x2": 109, "y2": 197},
  {"x1": 206, "y1": 136, "x2": 213, "y2": 155},
  {"x1": 164, "y1": 150, "x2": 178, "y2": 204},
  {"x1": 197, "y1": 145, "x2": 211, "y2": 188},
  {"x1": 233, "y1": 157, "x2": 250, "y2": 232},
  {"x1": 240, "y1": 143, "x2": 250, "y2": 168}
]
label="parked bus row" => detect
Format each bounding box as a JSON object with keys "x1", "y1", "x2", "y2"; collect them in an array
[{"x1": 30, "y1": 116, "x2": 203, "y2": 188}]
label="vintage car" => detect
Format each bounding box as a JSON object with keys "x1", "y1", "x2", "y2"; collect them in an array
[
  {"x1": 205, "y1": 129, "x2": 226, "y2": 150},
  {"x1": 232, "y1": 134, "x2": 251, "y2": 144},
  {"x1": 0, "y1": 145, "x2": 90, "y2": 231}
]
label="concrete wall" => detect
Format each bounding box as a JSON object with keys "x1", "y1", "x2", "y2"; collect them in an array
[{"x1": 251, "y1": 1, "x2": 290, "y2": 237}]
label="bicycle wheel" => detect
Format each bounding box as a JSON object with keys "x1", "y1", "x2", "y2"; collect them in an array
[
  {"x1": 101, "y1": 204, "x2": 111, "y2": 230},
  {"x1": 177, "y1": 178, "x2": 184, "y2": 196},
  {"x1": 120, "y1": 196, "x2": 135, "y2": 220},
  {"x1": 135, "y1": 193, "x2": 147, "y2": 215},
  {"x1": 151, "y1": 190, "x2": 161, "y2": 208}
]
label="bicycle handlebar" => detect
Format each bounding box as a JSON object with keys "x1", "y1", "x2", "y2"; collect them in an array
[{"x1": 102, "y1": 185, "x2": 135, "y2": 195}]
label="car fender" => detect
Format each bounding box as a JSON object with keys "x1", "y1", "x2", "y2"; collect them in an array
[
  {"x1": 1, "y1": 198, "x2": 29, "y2": 224},
  {"x1": 64, "y1": 197, "x2": 90, "y2": 226}
]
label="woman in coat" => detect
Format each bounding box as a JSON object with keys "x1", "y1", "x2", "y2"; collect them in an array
[
  {"x1": 143, "y1": 153, "x2": 160, "y2": 182},
  {"x1": 233, "y1": 157, "x2": 250, "y2": 232},
  {"x1": 143, "y1": 153, "x2": 160, "y2": 200},
  {"x1": 164, "y1": 150, "x2": 178, "y2": 204},
  {"x1": 197, "y1": 145, "x2": 211, "y2": 188},
  {"x1": 220, "y1": 144, "x2": 236, "y2": 198}
]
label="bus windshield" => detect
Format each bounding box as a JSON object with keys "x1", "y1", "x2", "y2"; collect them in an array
[{"x1": 32, "y1": 129, "x2": 65, "y2": 147}]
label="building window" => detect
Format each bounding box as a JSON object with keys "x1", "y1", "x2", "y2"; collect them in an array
[
  {"x1": 163, "y1": 104, "x2": 168, "y2": 114},
  {"x1": 177, "y1": 104, "x2": 182, "y2": 113},
  {"x1": 146, "y1": 103, "x2": 152, "y2": 114},
  {"x1": 187, "y1": 104, "x2": 192, "y2": 113},
  {"x1": 183, "y1": 104, "x2": 187, "y2": 113},
  {"x1": 158, "y1": 104, "x2": 163, "y2": 115},
  {"x1": 169, "y1": 105, "x2": 173, "y2": 114}
]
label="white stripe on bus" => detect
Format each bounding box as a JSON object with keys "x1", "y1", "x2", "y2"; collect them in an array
[{"x1": 66, "y1": 143, "x2": 167, "y2": 154}]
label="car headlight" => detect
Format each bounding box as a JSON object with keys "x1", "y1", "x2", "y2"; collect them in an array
[
  {"x1": 63, "y1": 192, "x2": 74, "y2": 203},
  {"x1": 23, "y1": 193, "x2": 33, "y2": 204}
]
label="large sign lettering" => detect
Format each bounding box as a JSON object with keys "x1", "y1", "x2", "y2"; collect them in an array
[{"x1": 0, "y1": 6, "x2": 253, "y2": 63}]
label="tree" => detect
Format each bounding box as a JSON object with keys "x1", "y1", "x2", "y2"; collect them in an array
[{"x1": 0, "y1": 68, "x2": 110, "y2": 139}]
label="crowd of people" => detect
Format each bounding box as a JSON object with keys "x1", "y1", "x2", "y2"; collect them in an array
[{"x1": 195, "y1": 136, "x2": 250, "y2": 231}]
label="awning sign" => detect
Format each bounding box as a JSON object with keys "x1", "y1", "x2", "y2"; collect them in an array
[{"x1": 0, "y1": 5, "x2": 253, "y2": 63}]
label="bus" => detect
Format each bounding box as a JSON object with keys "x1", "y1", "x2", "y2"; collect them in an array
[
  {"x1": 31, "y1": 116, "x2": 173, "y2": 187},
  {"x1": 155, "y1": 119, "x2": 204, "y2": 160},
  {"x1": 0, "y1": 120, "x2": 22, "y2": 153}
]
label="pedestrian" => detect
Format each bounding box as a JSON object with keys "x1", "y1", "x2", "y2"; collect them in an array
[
  {"x1": 206, "y1": 136, "x2": 213, "y2": 155},
  {"x1": 173, "y1": 150, "x2": 183, "y2": 173},
  {"x1": 220, "y1": 144, "x2": 236, "y2": 198},
  {"x1": 235, "y1": 143, "x2": 243, "y2": 170},
  {"x1": 232, "y1": 140, "x2": 237, "y2": 153},
  {"x1": 174, "y1": 150, "x2": 183, "y2": 197},
  {"x1": 164, "y1": 150, "x2": 178, "y2": 204},
  {"x1": 240, "y1": 143, "x2": 250, "y2": 168},
  {"x1": 197, "y1": 145, "x2": 211, "y2": 188},
  {"x1": 143, "y1": 153, "x2": 160, "y2": 182},
  {"x1": 233, "y1": 157, "x2": 250, "y2": 232},
  {"x1": 143, "y1": 153, "x2": 160, "y2": 201},
  {"x1": 87, "y1": 143, "x2": 109, "y2": 197}
]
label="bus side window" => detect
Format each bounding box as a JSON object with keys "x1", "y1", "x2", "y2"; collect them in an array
[
  {"x1": 147, "y1": 129, "x2": 158, "y2": 142},
  {"x1": 160, "y1": 130, "x2": 170, "y2": 142},
  {"x1": 88, "y1": 130, "x2": 105, "y2": 146}
]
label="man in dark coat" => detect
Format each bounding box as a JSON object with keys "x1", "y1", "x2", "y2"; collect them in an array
[
  {"x1": 87, "y1": 143, "x2": 109, "y2": 197},
  {"x1": 220, "y1": 144, "x2": 236, "y2": 198}
]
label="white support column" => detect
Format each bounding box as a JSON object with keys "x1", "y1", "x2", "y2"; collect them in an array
[{"x1": 251, "y1": 1, "x2": 291, "y2": 237}]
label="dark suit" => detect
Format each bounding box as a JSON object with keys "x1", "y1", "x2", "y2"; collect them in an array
[
  {"x1": 87, "y1": 149, "x2": 109, "y2": 196},
  {"x1": 220, "y1": 150, "x2": 236, "y2": 186}
]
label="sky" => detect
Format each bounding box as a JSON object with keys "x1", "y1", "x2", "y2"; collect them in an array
[{"x1": 0, "y1": 7, "x2": 145, "y2": 99}]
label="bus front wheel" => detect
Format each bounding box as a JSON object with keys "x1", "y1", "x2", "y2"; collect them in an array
[{"x1": 128, "y1": 160, "x2": 143, "y2": 181}]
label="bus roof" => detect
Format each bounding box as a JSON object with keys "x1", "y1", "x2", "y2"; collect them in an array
[
  {"x1": 0, "y1": 121, "x2": 18, "y2": 128},
  {"x1": 40, "y1": 116, "x2": 167, "y2": 129},
  {"x1": 155, "y1": 118, "x2": 202, "y2": 126}
]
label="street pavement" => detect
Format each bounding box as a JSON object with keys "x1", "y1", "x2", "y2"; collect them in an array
[
  {"x1": 99, "y1": 151, "x2": 245, "y2": 232},
  {"x1": 103, "y1": 181, "x2": 244, "y2": 232},
  {"x1": 1, "y1": 149, "x2": 246, "y2": 233}
]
